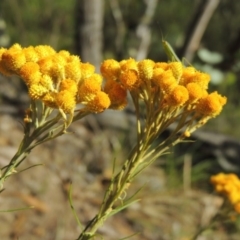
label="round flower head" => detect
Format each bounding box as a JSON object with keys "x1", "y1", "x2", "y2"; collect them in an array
[
  {"x1": 100, "y1": 59, "x2": 120, "y2": 80},
  {"x1": 196, "y1": 91, "x2": 227, "y2": 117},
  {"x1": 166, "y1": 85, "x2": 189, "y2": 107},
  {"x1": 80, "y1": 62, "x2": 95, "y2": 82},
  {"x1": 186, "y1": 82, "x2": 203, "y2": 103},
  {"x1": 155, "y1": 69, "x2": 177, "y2": 93},
  {"x1": 39, "y1": 75, "x2": 54, "y2": 91},
  {"x1": 34, "y1": 45, "x2": 56, "y2": 59},
  {"x1": 194, "y1": 72, "x2": 210, "y2": 90},
  {"x1": 152, "y1": 68, "x2": 164, "y2": 85},
  {"x1": 59, "y1": 79, "x2": 78, "y2": 95},
  {"x1": 28, "y1": 84, "x2": 49, "y2": 100},
  {"x1": 78, "y1": 74, "x2": 102, "y2": 102},
  {"x1": 42, "y1": 92, "x2": 58, "y2": 108},
  {"x1": 211, "y1": 173, "x2": 240, "y2": 213},
  {"x1": 1, "y1": 48, "x2": 26, "y2": 73},
  {"x1": 19, "y1": 62, "x2": 41, "y2": 86},
  {"x1": 38, "y1": 56, "x2": 53, "y2": 76},
  {"x1": 64, "y1": 61, "x2": 81, "y2": 83},
  {"x1": 86, "y1": 91, "x2": 110, "y2": 113},
  {"x1": 154, "y1": 62, "x2": 169, "y2": 70},
  {"x1": 169, "y1": 62, "x2": 183, "y2": 80},
  {"x1": 55, "y1": 90, "x2": 76, "y2": 113},
  {"x1": 137, "y1": 59, "x2": 155, "y2": 82},
  {"x1": 23, "y1": 46, "x2": 39, "y2": 62},
  {"x1": 104, "y1": 79, "x2": 127, "y2": 110},
  {"x1": 58, "y1": 50, "x2": 70, "y2": 58},
  {"x1": 119, "y1": 69, "x2": 139, "y2": 90},
  {"x1": 51, "y1": 54, "x2": 68, "y2": 81},
  {"x1": 120, "y1": 58, "x2": 138, "y2": 72}
]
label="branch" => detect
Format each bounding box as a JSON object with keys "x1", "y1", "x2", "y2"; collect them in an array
[
  {"x1": 135, "y1": 0, "x2": 159, "y2": 60},
  {"x1": 178, "y1": 0, "x2": 220, "y2": 62}
]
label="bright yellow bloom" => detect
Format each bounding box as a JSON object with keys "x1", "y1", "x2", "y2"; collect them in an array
[
  {"x1": 180, "y1": 68, "x2": 210, "y2": 90},
  {"x1": 169, "y1": 62, "x2": 183, "y2": 80},
  {"x1": 19, "y1": 62, "x2": 41, "y2": 85},
  {"x1": 39, "y1": 75, "x2": 54, "y2": 91},
  {"x1": 100, "y1": 59, "x2": 120, "y2": 80},
  {"x1": 58, "y1": 50, "x2": 70, "y2": 58},
  {"x1": 50, "y1": 54, "x2": 67, "y2": 81},
  {"x1": 152, "y1": 68, "x2": 164, "y2": 84},
  {"x1": 104, "y1": 79, "x2": 127, "y2": 110},
  {"x1": 55, "y1": 90, "x2": 76, "y2": 113},
  {"x1": 34, "y1": 45, "x2": 56, "y2": 59},
  {"x1": 1, "y1": 48, "x2": 26, "y2": 73},
  {"x1": 42, "y1": 92, "x2": 58, "y2": 108},
  {"x1": 23, "y1": 46, "x2": 39, "y2": 62},
  {"x1": 180, "y1": 66, "x2": 196, "y2": 85},
  {"x1": 59, "y1": 79, "x2": 78, "y2": 95},
  {"x1": 80, "y1": 62, "x2": 95, "y2": 82},
  {"x1": 78, "y1": 74, "x2": 102, "y2": 102},
  {"x1": 154, "y1": 62, "x2": 169, "y2": 70},
  {"x1": 196, "y1": 92, "x2": 227, "y2": 117},
  {"x1": 186, "y1": 82, "x2": 203, "y2": 103},
  {"x1": 119, "y1": 69, "x2": 139, "y2": 90},
  {"x1": 86, "y1": 91, "x2": 111, "y2": 113},
  {"x1": 28, "y1": 84, "x2": 49, "y2": 100},
  {"x1": 38, "y1": 56, "x2": 53, "y2": 76},
  {"x1": 138, "y1": 59, "x2": 155, "y2": 82},
  {"x1": 64, "y1": 61, "x2": 81, "y2": 83},
  {"x1": 154, "y1": 69, "x2": 177, "y2": 93},
  {"x1": 211, "y1": 173, "x2": 240, "y2": 213},
  {"x1": 120, "y1": 58, "x2": 138, "y2": 72},
  {"x1": 166, "y1": 85, "x2": 189, "y2": 107}
]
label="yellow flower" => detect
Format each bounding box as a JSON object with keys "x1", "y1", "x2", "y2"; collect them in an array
[
  {"x1": 42, "y1": 92, "x2": 58, "y2": 108},
  {"x1": 50, "y1": 54, "x2": 68, "y2": 81},
  {"x1": 64, "y1": 61, "x2": 81, "y2": 83},
  {"x1": 186, "y1": 82, "x2": 203, "y2": 103},
  {"x1": 28, "y1": 84, "x2": 49, "y2": 100},
  {"x1": 55, "y1": 90, "x2": 76, "y2": 113},
  {"x1": 120, "y1": 58, "x2": 138, "y2": 72},
  {"x1": 80, "y1": 62, "x2": 95, "y2": 82},
  {"x1": 211, "y1": 173, "x2": 240, "y2": 213},
  {"x1": 1, "y1": 48, "x2": 26, "y2": 73},
  {"x1": 78, "y1": 74, "x2": 102, "y2": 102},
  {"x1": 166, "y1": 85, "x2": 189, "y2": 107},
  {"x1": 39, "y1": 75, "x2": 54, "y2": 91},
  {"x1": 180, "y1": 66, "x2": 196, "y2": 85},
  {"x1": 86, "y1": 91, "x2": 110, "y2": 113},
  {"x1": 169, "y1": 62, "x2": 183, "y2": 80},
  {"x1": 59, "y1": 79, "x2": 78, "y2": 95},
  {"x1": 154, "y1": 69, "x2": 177, "y2": 93},
  {"x1": 19, "y1": 62, "x2": 41, "y2": 86},
  {"x1": 196, "y1": 92, "x2": 227, "y2": 117},
  {"x1": 34, "y1": 45, "x2": 56, "y2": 59},
  {"x1": 23, "y1": 46, "x2": 39, "y2": 62},
  {"x1": 154, "y1": 62, "x2": 169, "y2": 70},
  {"x1": 58, "y1": 50, "x2": 70, "y2": 58},
  {"x1": 137, "y1": 59, "x2": 155, "y2": 82},
  {"x1": 119, "y1": 69, "x2": 139, "y2": 90},
  {"x1": 152, "y1": 67, "x2": 164, "y2": 85},
  {"x1": 38, "y1": 56, "x2": 53, "y2": 76},
  {"x1": 100, "y1": 59, "x2": 120, "y2": 80},
  {"x1": 104, "y1": 79, "x2": 127, "y2": 110}
]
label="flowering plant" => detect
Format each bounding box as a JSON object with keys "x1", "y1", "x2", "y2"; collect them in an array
[{"x1": 0, "y1": 43, "x2": 227, "y2": 239}]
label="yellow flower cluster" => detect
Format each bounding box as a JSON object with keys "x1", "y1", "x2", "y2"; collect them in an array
[
  {"x1": 0, "y1": 44, "x2": 110, "y2": 114},
  {"x1": 211, "y1": 173, "x2": 240, "y2": 213},
  {"x1": 100, "y1": 58, "x2": 227, "y2": 117},
  {"x1": 0, "y1": 44, "x2": 227, "y2": 121}
]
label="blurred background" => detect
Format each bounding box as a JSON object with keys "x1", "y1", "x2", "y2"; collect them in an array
[{"x1": 0, "y1": 0, "x2": 240, "y2": 239}]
